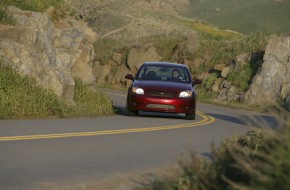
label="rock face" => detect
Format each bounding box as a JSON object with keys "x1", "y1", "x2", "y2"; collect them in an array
[
  {"x1": 0, "y1": 7, "x2": 97, "y2": 103},
  {"x1": 245, "y1": 37, "x2": 290, "y2": 105},
  {"x1": 94, "y1": 46, "x2": 162, "y2": 88}
]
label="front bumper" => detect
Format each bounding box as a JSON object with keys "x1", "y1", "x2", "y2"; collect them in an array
[{"x1": 128, "y1": 94, "x2": 196, "y2": 114}]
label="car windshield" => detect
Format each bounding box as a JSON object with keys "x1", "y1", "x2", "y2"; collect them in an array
[{"x1": 135, "y1": 65, "x2": 191, "y2": 83}]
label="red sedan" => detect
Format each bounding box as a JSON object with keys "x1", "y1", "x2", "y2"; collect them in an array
[{"x1": 125, "y1": 62, "x2": 202, "y2": 120}]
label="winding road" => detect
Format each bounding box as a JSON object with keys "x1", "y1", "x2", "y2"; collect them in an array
[{"x1": 0, "y1": 89, "x2": 278, "y2": 190}]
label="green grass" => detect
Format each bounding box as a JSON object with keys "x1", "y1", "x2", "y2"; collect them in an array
[
  {"x1": 0, "y1": 0, "x2": 71, "y2": 24},
  {"x1": 0, "y1": 8, "x2": 14, "y2": 24},
  {"x1": 0, "y1": 63, "x2": 113, "y2": 119},
  {"x1": 227, "y1": 62, "x2": 259, "y2": 91},
  {"x1": 0, "y1": 0, "x2": 66, "y2": 12},
  {"x1": 73, "y1": 79, "x2": 114, "y2": 117}
]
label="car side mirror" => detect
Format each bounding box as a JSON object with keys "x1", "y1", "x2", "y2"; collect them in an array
[
  {"x1": 125, "y1": 74, "x2": 134, "y2": 81},
  {"x1": 192, "y1": 79, "x2": 202, "y2": 85}
]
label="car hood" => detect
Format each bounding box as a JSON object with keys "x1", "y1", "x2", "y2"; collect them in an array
[{"x1": 133, "y1": 80, "x2": 193, "y2": 92}]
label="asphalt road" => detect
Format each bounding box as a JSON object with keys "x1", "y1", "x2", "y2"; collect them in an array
[{"x1": 0, "y1": 89, "x2": 279, "y2": 190}]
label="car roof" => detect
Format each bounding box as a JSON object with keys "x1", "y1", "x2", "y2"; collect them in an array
[{"x1": 143, "y1": 62, "x2": 187, "y2": 68}]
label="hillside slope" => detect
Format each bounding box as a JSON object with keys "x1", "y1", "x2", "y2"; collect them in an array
[
  {"x1": 67, "y1": 0, "x2": 290, "y2": 35},
  {"x1": 181, "y1": 0, "x2": 290, "y2": 34},
  {"x1": 67, "y1": 0, "x2": 239, "y2": 39}
]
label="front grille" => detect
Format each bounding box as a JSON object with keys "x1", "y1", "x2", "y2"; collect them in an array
[
  {"x1": 147, "y1": 90, "x2": 176, "y2": 98},
  {"x1": 146, "y1": 104, "x2": 175, "y2": 110}
]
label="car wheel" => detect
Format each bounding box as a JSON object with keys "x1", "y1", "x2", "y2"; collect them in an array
[
  {"x1": 126, "y1": 100, "x2": 139, "y2": 116},
  {"x1": 185, "y1": 112, "x2": 195, "y2": 120}
]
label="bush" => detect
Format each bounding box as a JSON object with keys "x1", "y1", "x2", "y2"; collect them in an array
[
  {"x1": 227, "y1": 64, "x2": 253, "y2": 91},
  {"x1": 138, "y1": 117, "x2": 290, "y2": 190}
]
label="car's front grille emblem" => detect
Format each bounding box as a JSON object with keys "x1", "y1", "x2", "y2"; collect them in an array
[{"x1": 147, "y1": 90, "x2": 175, "y2": 98}]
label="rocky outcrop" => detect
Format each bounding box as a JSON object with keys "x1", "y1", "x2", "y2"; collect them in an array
[
  {"x1": 127, "y1": 46, "x2": 162, "y2": 72},
  {"x1": 0, "y1": 7, "x2": 97, "y2": 103},
  {"x1": 245, "y1": 37, "x2": 290, "y2": 106},
  {"x1": 214, "y1": 52, "x2": 264, "y2": 102},
  {"x1": 94, "y1": 46, "x2": 163, "y2": 87}
]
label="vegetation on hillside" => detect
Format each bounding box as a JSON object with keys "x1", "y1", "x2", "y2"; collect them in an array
[
  {"x1": 0, "y1": 8, "x2": 13, "y2": 24},
  {"x1": 0, "y1": 63, "x2": 113, "y2": 119},
  {"x1": 0, "y1": 0, "x2": 65, "y2": 12},
  {"x1": 0, "y1": 0, "x2": 71, "y2": 24},
  {"x1": 94, "y1": 28, "x2": 271, "y2": 97},
  {"x1": 182, "y1": 0, "x2": 290, "y2": 34},
  {"x1": 138, "y1": 111, "x2": 290, "y2": 190}
]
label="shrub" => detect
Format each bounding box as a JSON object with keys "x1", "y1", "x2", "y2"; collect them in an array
[
  {"x1": 138, "y1": 120, "x2": 290, "y2": 190},
  {"x1": 227, "y1": 54, "x2": 263, "y2": 91},
  {"x1": 227, "y1": 64, "x2": 253, "y2": 91}
]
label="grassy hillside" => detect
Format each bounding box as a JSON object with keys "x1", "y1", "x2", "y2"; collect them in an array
[
  {"x1": 181, "y1": 0, "x2": 290, "y2": 34},
  {"x1": 0, "y1": 63, "x2": 113, "y2": 119}
]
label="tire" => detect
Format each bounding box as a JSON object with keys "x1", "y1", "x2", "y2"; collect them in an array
[
  {"x1": 126, "y1": 100, "x2": 139, "y2": 116},
  {"x1": 185, "y1": 112, "x2": 195, "y2": 120}
]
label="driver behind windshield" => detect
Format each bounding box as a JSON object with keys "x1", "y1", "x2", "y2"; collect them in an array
[{"x1": 171, "y1": 69, "x2": 182, "y2": 81}]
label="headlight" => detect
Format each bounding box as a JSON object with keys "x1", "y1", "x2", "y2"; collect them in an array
[
  {"x1": 132, "y1": 87, "x2": 144, "y2": 95},
  {"x1": 179, "y1": 91, "x2": 193, "y2": 98}
]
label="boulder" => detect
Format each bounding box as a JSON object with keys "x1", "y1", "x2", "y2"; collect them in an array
[
  {"x1": 245, "y1": 37, "x2": 290, "y2": 105},
  {"x1": 0, "y1": 7, "x2": 98, "y2": 103},
  {"x1": 217, "y1": 80, "x2": 244, "y2": 102},
  {"x1": 234, "y1": 53, "x2": 250, "y2": 71},
  {"x1": 93, "y1": 63, "x2": 112, "y2": 85},
  {"x1": 114, "y1": 64, "x2": 131, "y2": 87},
  {"x1": 127, "y1": 46, "x2": 162, "y2": 72},
  {"x1": 221, "y1": 66, "x2": 230, "y2": 78},
  {"x1": 213, "y1": 63, "x2": 226, "y2": 71}
]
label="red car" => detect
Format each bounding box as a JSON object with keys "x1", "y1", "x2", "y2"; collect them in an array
[{"x1": 125, "y1": 62, "x2": 202, "y2": 120}]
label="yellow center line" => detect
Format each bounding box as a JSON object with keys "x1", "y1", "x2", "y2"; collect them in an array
[{"x1": 0, "y1": 111, "x2": 215, "y2": 142}]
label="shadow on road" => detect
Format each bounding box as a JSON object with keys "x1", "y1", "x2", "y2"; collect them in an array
[
  {"x1": 113, "y1": 105, "x2": 126, "y2": 115},
  {"x1": 207, "y1": 113, "x2": 282, "y2": 130}
]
